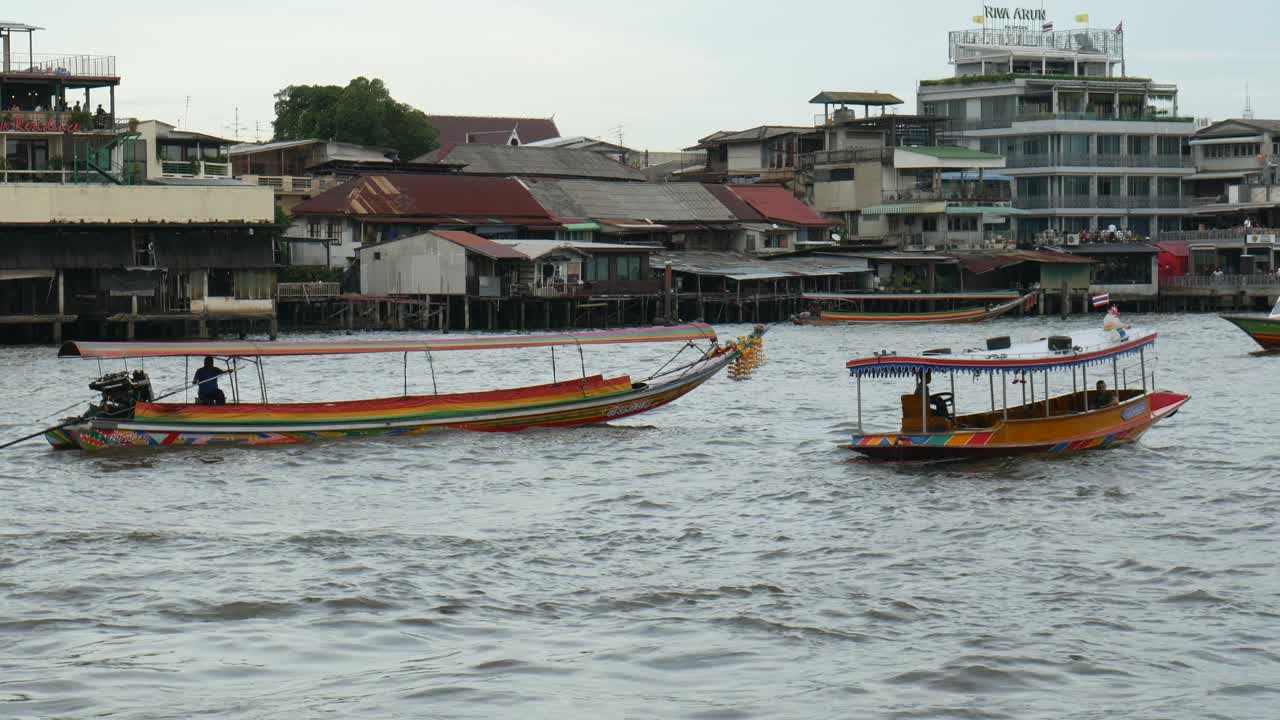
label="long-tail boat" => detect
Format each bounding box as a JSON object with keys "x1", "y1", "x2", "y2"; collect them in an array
[
  {"x1": 844, "y1": 326, "x2": 1188, "y2": 460},
  {"x1": 1220, "y1": 298, "x2": 1280, "y2": 353},
  {"x1": 792, "y1": 290, "x2": 1036, "y2": 325},
  {"x1": 42, "y1": 324, "x2": 762, "y2": 452}
]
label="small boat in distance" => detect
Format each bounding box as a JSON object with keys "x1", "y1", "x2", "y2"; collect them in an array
[
  {"x1": 792, "y1": 290, "x2": 1036, "y2": 325},
  {"x1": 844, "y1": 324, "x2": 1188, "y2": 460},
  {"x1": 43, "y1": 324, "x2": 763, "y2": 452},
  {"x1": 1221, "y1": 298, "x2": 1280, "y2": 354}
]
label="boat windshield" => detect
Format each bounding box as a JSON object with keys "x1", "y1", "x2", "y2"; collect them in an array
[{"x1": 1271, "y1": 297, "x2": 1280, "y2": 318}]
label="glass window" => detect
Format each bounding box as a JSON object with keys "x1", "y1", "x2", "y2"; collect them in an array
[
  {"x1": 616, "y1": 255, "x2": 641, "y2": 281},
  {"x1": 1097, "y1": 135, "x2": 1121, "y2": 155},
  {"x1": 159, "y1": 144, "x2": 182, "y2": 161},
  {"x1": 583, "y1": 255, "x2": 610, "y2": 282}
]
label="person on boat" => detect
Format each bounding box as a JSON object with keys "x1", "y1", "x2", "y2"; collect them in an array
[
  {"x1": 913, "y1": 371, "x2": 951, "y2": 420},
  {"x1": 1095, "y1": 380, "x2": 1117, "y2": 407},
  {"x1": 193, "y1": 356, "x2": 226, "y2": 405},
  {"x1": 1102, "y1": 305, "x2": 1130, "y2": 341}
]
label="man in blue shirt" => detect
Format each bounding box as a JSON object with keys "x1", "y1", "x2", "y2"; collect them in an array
[{"x1": 193, "y1": 356, "x2": 226, "y2": 405}]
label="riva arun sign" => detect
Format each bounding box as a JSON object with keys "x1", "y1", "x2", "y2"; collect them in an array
[{"x1": 983, "y1": 5, "x2": 1047, "y2": 21}]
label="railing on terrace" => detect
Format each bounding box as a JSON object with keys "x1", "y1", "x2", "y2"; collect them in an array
[
  {"x1": 276, "y1": 282, "x2": 341, "y2": 300},
  {"x1": 1162, "y1": 274, "x2": 1280, "y2": 289},
  {"x1": 160, "y1": 160, "x2": 231, "y2": 179},
  {"x1": 3, "y1": 53, "x2": 117, "y2": 78},
  {"x1": 1004, "y1": 153, "x2": 1193, "y2": 169},
  {"x1": 1014, "y1": 194, "x2": 1187, "y2": 210},
  {"x1": 1160, "y1": 229, "x2": 1280, "y2": 243},
  {"x1": 939, "y1": 114, "x2": 1193, "y2": 132},
  {"x1": 882, "y1": 188, "x2": 1012, "y2": 203},
  {"x1": 241, "y1": 175, "x2": 330, "y2": 193},
  {"x1": 0, "y1": 169, "x2": 76, "y2": 184},
  {"x1": 801, "y1": 147, "x2": 893, "y2": 167}
]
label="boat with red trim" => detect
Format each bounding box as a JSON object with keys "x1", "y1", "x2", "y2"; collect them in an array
[
  {"x1": 38, "y1": 324, "x2": 763, "y2": 452},
  {"x1": 792, "y1": 290, "x2": 1036, "y2": 325},
  {"x1": 845, "y1": 326, "x2": 1189, "y2": 460}
]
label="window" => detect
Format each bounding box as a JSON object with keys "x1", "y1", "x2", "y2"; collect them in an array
[
  {"x1": 1127, "y1": 176, "x2": 1151, "y2": 197},
  {"x1": 922, "y1": 217, "x2": 938, "y2": 232},
  {"x1": 615, "y1": 255, "x2": 642, "y2": 281},
  {"x1": 159, "y1": 144, "x2": 182, "y2": 161},
  {"x1": 325, "y1": 222, "x2": 340, "y2": 240},
  {"x1": 307, "y1": 221, "x2": 322, "y2": 239},
  {"x1": 1097, "y1": 176, "x2": 1120, "y2": 196},
  {"x1": 830, "y1": 168, "x2": 855, "y2": 181},
  {"x1": 1092, "y1": 254, "x2": 1153, "y2": 284},
  {"x1": 208, "y1": 270, "x2": 235, "y2": 297},
  {"x1": 1097, "y1": 135, "x2": 1121, "y2": 155},
  {"x1": 947, "y1": 216, "x2": 977, "y2": 232},
  {"x1": 132, "y1": 235, "x2": 153, "y2": 266},
  {"x1": 583, "y1": 255, "x2": 610, "y2": 282}
]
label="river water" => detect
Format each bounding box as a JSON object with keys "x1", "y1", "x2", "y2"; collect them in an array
[{"x1": 1, "y1": 314, "x2": 1277, "y2": 719}]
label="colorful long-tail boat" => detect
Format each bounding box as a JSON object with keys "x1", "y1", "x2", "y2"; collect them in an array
[
  {"x1": 41, "y1": 324, "x2": 764, "y2": 452},
  {"x1": 1220, "y1": 298, "x2": 1280, "y2": 353},
  {"x1": 844, "y1": 326, "x2": 1189, "y2": 460},
  {"x1": 792, "y1": 291, "x2": 1036, "y2": 325}
]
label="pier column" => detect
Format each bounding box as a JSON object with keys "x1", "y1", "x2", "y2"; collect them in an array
[
  {"x1": 463, "y1": 298, "x2": 471, "y2": 330},
  {"x1": 125, "y1": 295, "x2": 139, "y2": 340},
  {"x1": 53, "y1": 269, "x2": 64, "y2": 345}
]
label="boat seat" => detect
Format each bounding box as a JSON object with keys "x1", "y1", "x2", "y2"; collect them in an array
[{"x1": 900, "y1": 394, "x2": 953, "y2": 433}]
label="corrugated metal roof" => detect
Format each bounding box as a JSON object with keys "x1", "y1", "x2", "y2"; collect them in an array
[
  {"x1": 703, "y1": 184, "x2": 766, "y2": 221},
  {"x1": 523, "y1": 179, "x2": 738, "y2": 223},
  {"x1": 425, "y1": 115, "x2": 560, "y2": 146},
  {"x1": 653, "y1": 251, "x2": 869, "y2": 280},
  {"x1": 959, "y1": 251, "x2": 1095, "y2": 274},
  {"x1": 417, "y1": 143, "x2": 644, "y2": 181},
  {"x1": 292, "y1": 174, "x2": 555, "y2": 225},
  {"x1": 432, "y1": 230, "x2": 528, "y2": 259},
  {"x1": 726, "y1": 185, "x2": 833, "y2": 227},
  {"x1": 810, "y1": 91, "x2": 904, "y2": 106}
]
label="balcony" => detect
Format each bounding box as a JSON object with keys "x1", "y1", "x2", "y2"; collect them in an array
[
  {"x1": 511, "y1": 279, "x2": 663, "y2": 299},
  {"x1": 160, "y1": 160, "x2": 232, "y2": 179},
  {"x1": 801, "y1": 147, "x2": 893, "y2": 168},
  {"x1": 240, "y1": 174, "x2": 342, "y2": 195},
  {"x1": 0, "y1": 109, "x2": 115, "y2": 132},
  {"x1": 1, "y1": 53, "x2": 117, "y2": 79},
  {"x1": 883, "y1": 188, "x2": 1012, "y2": 204},
  {"x1": 1014, "y1": 112, "x2": 1194, "y2": 125},
  {"x1": 1013, "y1": 195, "x2": 1187, "y2": 210},
  {"x1": 1161, "y1": 228, "x2": 1280, "y2": 243},
  {"x1": 1005, "y1": 153, "x2": 1193, "y2": 169},
  {"x1": 277, "y1": 282, "x2": 341, "y2": 301},
  {"x1": 1163, "y1": 274, "x2": 1280, "y2": 290}
]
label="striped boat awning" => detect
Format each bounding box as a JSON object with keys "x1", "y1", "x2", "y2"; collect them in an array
[{"x1": 860, "y1": 202, "x2": 946, "y2": 216}]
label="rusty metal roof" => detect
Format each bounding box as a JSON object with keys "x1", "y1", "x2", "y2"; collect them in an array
[
  {"x1": 431, "y1": 230, "x2": 528, "y2": 259},
  {"x1": 291, "y1": 174, "x2": 555, "y2": 225}
]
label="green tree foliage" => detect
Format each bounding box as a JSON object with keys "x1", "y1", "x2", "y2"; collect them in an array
[{"x1": 272, "y1": 77, "x2": 438, "y2": 159}]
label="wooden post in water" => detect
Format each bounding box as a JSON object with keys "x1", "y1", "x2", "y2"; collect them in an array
[
  {"x1": 663, "y1": 261, "x2": 673, "y2": 322},
  {"x1": 53, "y1": 269, "x2": 64, "y2": 345},
  {"x1": 127, "y1": 295, "x2": 138, "y2": 340},
  {"x1": 1059, "y1": 280, "x2": 1069, "y2": 319}
]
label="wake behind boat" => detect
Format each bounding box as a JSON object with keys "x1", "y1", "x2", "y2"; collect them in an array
[
  {"x1": 792, "y1": 290, "x2": 1036, "y2": 325},
  {"x1": 844, "y1": 319, "x2": 1188, "y2": 460},
  {"x1": 38, "y1": 324, "x2": 765, "y2": 452}
]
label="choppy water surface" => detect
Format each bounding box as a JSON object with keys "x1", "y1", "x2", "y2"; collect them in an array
[{"x1": 1, "y1": 314, "x2": 1277, "y2": 719}]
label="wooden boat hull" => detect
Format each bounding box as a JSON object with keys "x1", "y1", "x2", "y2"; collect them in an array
[
  {"x1": 794, "y1": 294, "x2": 1031, "y2": 325},
  {"x1": 47, "y1": 354, "x2": 732, "y2": 452},
  {"x1": 849, "y1": 390, "x2": 1189, "y2": 461},
  {"x1": 1220, "y1": 314, "x2": 1280, "y2": 352}
]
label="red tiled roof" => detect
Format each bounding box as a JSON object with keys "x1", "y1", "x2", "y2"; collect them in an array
[
  {"x1": 703, "y1": 184, "x2": 766, "y2": 222},
  {"x1": 425, "y1": 115, "x2": 561, "y2": 146},
  {"x1": 291, "y1": 174, "x2": 555, "y2": 225},
  {"x1": 431, "y1": 230, "x2": 527, "y2": 259},
  {"x1": 725, "y1": 185, "x2": 833, "y2": 227}
]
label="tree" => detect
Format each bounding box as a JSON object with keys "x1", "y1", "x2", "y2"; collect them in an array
[{"x1": 272, "y1": 77, "x2": 438, "y2": 160}]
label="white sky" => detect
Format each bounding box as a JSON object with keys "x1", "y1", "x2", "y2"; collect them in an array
[{"x1": 36, "y1": 0, "x2": 1280, "y2": 150}]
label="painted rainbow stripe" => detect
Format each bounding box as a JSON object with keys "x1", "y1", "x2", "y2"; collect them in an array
[
  {"x1": 1221, "y1": 315, "x2": 1280, "y2": 351},
  {"x1": 853, "y1": 431, "x2": 995, "y2": 448}
]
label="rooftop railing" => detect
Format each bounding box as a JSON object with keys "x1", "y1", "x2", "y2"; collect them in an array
[
  {"x1": 1161, "y1": 229, "x2": 1280, "y2": 243},
  {"x1": 801, "y1": 147, "x2": 894, "y2": 167},
  {"x1": 1005, "y1": 153, "x2": 1193, "y2": 169},
  {"x1": 1163, "y1": 274, "x2": 1280, "y2": 289},
  {"x1": 1013, "y1": 194, "x2": 1187, "y2": 210},
  {"x1": 2, "y1": 53, "x2": 117, "y2": 78},
  {"x1": 882, "y1": 188, "x2": 1012, "y2": 203}
]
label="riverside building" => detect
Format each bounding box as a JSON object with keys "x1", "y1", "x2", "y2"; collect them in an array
[{"x1": 917, "y1": 11, "x2": 1196, "y2": 243}]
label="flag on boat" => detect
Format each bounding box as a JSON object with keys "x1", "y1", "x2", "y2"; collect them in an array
[
  {"x1": 1091, "y1": 293, "x2": 1111, "y2": 308},
  {"x1": 1075, "y1": 13, "x2": 1089, "y2": 23},
  {"x1": 1042, "y1": 20, "x2": 1054, "y2": 31}
]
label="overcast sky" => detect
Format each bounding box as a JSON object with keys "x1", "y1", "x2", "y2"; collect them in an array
[{"x1": 43, "y1": 0, "x2": 1280, "y2": 149}]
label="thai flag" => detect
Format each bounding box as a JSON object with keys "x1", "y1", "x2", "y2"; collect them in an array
[
  {"x1": 1042, "y1": 21, "x2": 1054, "y2": 31},
  {"x1": 1091, "y1": 293, "x2": 1110, "y2": 308}
]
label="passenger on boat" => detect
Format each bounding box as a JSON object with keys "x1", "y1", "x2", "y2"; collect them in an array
[
  {"x1": 914, "y1": 371, "x2": 952, "y2": 420},
  {"x1": 193, "y1": 356, "x2": 226, "y2": 405},
  {"x1": 1095, "y1": 380, "x2": 1117, "y2": 407}
]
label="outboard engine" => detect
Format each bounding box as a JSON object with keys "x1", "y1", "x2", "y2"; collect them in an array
[{"x1": 87, "y1": 369, "x2": 153, "y2": 419}]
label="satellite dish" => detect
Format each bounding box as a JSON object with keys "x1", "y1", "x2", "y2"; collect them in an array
[{"x1": 831, "y1": 232, "x2": 843, "y2": 243}]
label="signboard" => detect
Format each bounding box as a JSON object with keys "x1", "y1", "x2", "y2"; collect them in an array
[
  {"x1": 1247, "y1": 234, "x2": 1276, "y2": 245},
  {"x1": 982, "y1": 5, "x2": 1047, "y2": 24}
]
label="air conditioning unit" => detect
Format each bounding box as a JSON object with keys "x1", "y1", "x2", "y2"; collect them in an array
[{"x1": 1065, "y1": 234, "x2": 1081, "y2": 245}]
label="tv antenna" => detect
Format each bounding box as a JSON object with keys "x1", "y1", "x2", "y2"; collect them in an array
[
  {"x1": 1244, "y1": 83, "x2": 1255, "y2": 120},
  {"x1": 607, "y1": 123, "x2": 628, "y2": 147},
  {"x1": 183, "y1": 95, "x2": 191, "y2": 128}
]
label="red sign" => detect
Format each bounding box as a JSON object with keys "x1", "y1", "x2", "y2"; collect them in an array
[{"x1": 0, "y1": 118, "x2": 82, "y2": 133}]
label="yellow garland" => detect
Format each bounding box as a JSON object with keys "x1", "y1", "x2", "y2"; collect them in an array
[{"x1": 728, "y1": 331, "x2": 766, "y2": 381}]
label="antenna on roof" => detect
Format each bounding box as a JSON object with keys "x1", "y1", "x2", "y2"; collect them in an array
[
  {"x1": 1244, "y1": 83, "x2": 1255, "y2": 120},
  {"x1": 607, "y1": 124, "x2": 627, "y2": 148},
  {"x1": 183, "y1": 95, "x2": 191, "y2": 129}
]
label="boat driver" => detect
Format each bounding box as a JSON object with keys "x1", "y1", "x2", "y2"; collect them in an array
[
  {"x1": 193, "y1": 356, "x2": 227, "y2": 405},
  {"x1": 1095, "y1": 380, "x2": 1117, "y2": 407}
]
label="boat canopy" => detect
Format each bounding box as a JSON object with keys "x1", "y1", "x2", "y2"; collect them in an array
[
  {"x1": 59, "y1": 324, "x2": 718, "y2": 360},
  {"x1": 846, "y1": 329, "x2": 1157, "y2": 378},
  {"x1": 804, "y1": 291, "x2": 1020, "y2": 302}
]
